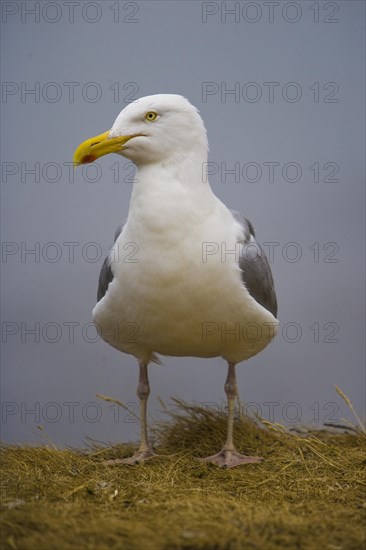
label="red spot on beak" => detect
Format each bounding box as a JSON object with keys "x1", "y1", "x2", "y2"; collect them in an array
[{"x1": 82, "y1": 154, "x2": 97, "y2": 164}]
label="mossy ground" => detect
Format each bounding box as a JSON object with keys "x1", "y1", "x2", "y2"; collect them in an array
[{"x1": 1, "y1": 400, "x2": 365, "y2": 550}]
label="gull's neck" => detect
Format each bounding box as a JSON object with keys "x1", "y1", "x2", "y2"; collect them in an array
[
  {"x1": 126, "y1": 147, "x2": 217, "y2": 234},
  {"x1": 136, "y1": 146, "x2": 209, "y2": 189}
]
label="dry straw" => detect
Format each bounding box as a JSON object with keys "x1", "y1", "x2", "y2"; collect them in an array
[{"x1": 1, "y1": 390, "x2": 365, "y2": 549}]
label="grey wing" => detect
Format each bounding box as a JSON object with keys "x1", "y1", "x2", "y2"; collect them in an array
[
  {"x1": 231, "y1": 210, "x2": 278, "y2": 318},
  {"x1": 97, "y1": 223, "x2": 124, "y2": 302}
]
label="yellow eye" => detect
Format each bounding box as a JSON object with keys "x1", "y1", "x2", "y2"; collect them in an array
[{"x1": 145, "y1": 111, "x2": 158, "y2": 122}]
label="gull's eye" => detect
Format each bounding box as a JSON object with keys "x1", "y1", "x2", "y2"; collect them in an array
[{"x1": 145, "y1": 111, "x2": 158, "y2": 122}]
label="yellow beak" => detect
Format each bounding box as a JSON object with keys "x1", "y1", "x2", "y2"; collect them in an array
[{"x1": 73, "y1": 131, "x2": 143, "y2": 166}]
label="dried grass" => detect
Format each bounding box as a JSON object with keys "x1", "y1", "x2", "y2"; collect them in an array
[{"x1": 1, "y1": 395, "x2": 365, "y2": 550}]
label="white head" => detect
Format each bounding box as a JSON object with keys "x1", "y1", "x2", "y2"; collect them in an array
[{"x1": 73, "y1": 94, "x2": 208, "y2": 167}]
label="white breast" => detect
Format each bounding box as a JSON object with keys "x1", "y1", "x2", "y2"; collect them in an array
[{"x1": 93, "y1": 181, "x2": 278, "y2": 364}]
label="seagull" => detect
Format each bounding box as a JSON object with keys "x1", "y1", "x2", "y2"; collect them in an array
[{"x1": 73, "y1": 94, "x2": 278, "y2": 468}]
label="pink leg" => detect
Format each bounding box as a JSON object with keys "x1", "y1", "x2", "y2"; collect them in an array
[
  {"x1": 198, "y1": 362, "x2": 263, "y2": 468},
  {"x1": 104, "y1": 362, "x2": 157, "y2": 465}
]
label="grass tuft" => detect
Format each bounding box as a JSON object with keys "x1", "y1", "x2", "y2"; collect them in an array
[{"x1": 1, "y1": 398, "x2": 365, "y2": 550}]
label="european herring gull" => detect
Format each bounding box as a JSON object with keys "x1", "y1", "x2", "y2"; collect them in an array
[{"x1": 73, "y1": 94, "x2": 278, "y2": 468}]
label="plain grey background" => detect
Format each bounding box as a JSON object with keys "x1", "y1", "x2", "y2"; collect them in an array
[{"x1": 1, "y1": 0, "x2": 365, "y2": 447}]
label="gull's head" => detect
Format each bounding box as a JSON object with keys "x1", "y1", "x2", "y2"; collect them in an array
[{"x1": 73, "y1": 94, "x2": 208, "y2": 167}]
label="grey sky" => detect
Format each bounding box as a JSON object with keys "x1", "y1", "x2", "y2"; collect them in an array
[{"x1": 1, "y1": 0, "x2": 365, "y2": 446}]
